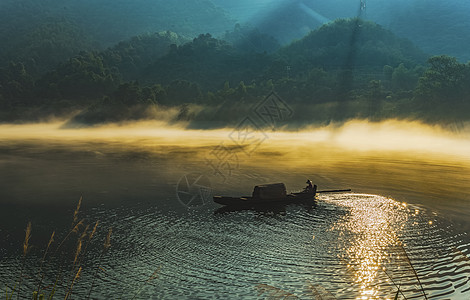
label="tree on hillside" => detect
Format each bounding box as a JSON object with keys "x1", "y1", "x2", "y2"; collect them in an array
[
  {"x1": 391, "y1": 63, "x2": 420, "y2": 91},
  {"x1": 0, "y1": 62, "x2": 35, "y2": 105},
  {"x1": 415, "y1": 55, "x2": 469, "y2": 104},
  {"x1": 36, "y1": 51, "x2": 120, "y2": 101}
]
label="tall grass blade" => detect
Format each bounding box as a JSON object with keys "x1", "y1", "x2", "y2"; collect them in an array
[
  {"x1": 89, "y1": 221, "x2": 99, "y2": 241},
  {"x1": 382, "y1": 268, "x2": 408, "y2": 300},
  {"x1": 64, "y1": 267, "x2": 82, "y2": 300},
  {"x1": 103, "y1": 228, "x2": 112, "y2": 251},
  {"x1": 394, "y1": 287, "x2": 400, "y2": 300},
  {"x1": 130, "y1": 267, "x2": 162, "y2": 300},
  {"x1": 73, "y1": 240, "x2": 83, "y2": 266},
  {"x1": 36, "y1": 231, "x2": 55, "y2": 294},
  {"x1": 73, "y1": 197, "x2": 82, "y2": 227},
  {"x1": 17, "y1": 222, "x2": 32, "y2": 300},
  {"x1": 48, "y1": 276, "x2": 59, "y2": 300},
  {"x1": 399, "y1": 244, "x2": 428, "y2": 299},
  {"x1": 87, "y1": 227, "x2": 112, "y2": 300},
  {"x1": 55, "y1": 219, "x2": 84, "y2": 253},
  {"x1": 5, "y1": 284, "x2": 16, "y2": 300},
  {"x1": 23, "y1": 222, "x2": 32, "y2": 256}
]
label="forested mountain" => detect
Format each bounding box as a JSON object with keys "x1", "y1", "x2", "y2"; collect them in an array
[
  {"x1": 36, "y1": 32, "x2": 187, "y2": 103},
  {"x1": 140, "y1": 33, "x2": 273, "y2": 91},
  {"x1": 2, "y1": 0, "x2": 469, "y2": 78},
  {"x1": 32, "y1": 19, "x2": 429, "y2": 100},
  {"x1": 280, "y1": 18, "x2": 427, "y2": 71},
  {"x1": 0, "y1": 17, "x2": 95, "y2": 75},
  {"x1": 0, "y1": 0, "x2": 234, "y2": 74},
  {"x1": 1, "y1": 17, "x2": 469, "y2": 125},
  {"x1": 214, "y1": 0, "x2": 470, "y2": 62}
]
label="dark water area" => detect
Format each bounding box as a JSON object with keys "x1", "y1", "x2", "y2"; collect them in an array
[{"x1": 1, "y1": 123, "x2": 470, "y2": 299}]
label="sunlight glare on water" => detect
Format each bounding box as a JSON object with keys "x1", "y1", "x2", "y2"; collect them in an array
[
  {"x1": 329, "y1": 195, "x2": 408, "y2": 299},
  {"x1": 323, "y1": 193, "x2": 470, "y2": 299}
]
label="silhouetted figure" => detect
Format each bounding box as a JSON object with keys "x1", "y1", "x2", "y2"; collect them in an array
[{"x1": 305, "y1": 179, "x2": 313, "y2": 192}]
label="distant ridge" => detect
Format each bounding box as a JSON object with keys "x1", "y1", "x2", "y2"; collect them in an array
[{"x1": 280, "y1": 18, "x2": 428, "y2": 72}]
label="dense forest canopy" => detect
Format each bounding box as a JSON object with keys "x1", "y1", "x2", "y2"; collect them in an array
[
  {"x1": 1, "y1": 0, "x2": 470, "y2": 126},
  {"x1": 1, "y1": 0, "x2": 470, "y2": 74},
  {"x1": 0, "y1": 0, "x2": 233, "y2": 74}
]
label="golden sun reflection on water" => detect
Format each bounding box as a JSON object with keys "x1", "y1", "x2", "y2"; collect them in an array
[{"x1": 327, "y1": 194, "x2": 413, "y2": 299}]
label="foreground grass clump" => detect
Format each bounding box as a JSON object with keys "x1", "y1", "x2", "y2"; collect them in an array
[{"x1": 4, "y1": 197, "x2": 113, "y2": 300}]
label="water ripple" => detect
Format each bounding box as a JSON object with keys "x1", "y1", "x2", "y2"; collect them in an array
[{"x1": 1, "y1": 194, "x2": 470, "y2": 299}]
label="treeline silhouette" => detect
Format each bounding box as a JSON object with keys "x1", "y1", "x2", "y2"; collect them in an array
[{"x1": 1, "y1": 18, "x2": 470, "y2": 125}]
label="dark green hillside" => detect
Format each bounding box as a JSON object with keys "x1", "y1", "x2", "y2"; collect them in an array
[
  {"x1": 4, "y1": 17, "x2": 470, "y2": 125},
  {"x1": 280, "y1": 18, "x2": 427, "y2": 72},
  {"x1": 0, "y1": 17, "x2": 95, "y2": 76},
  {"x1": 141, "y1": 19, "x2": 428, "y2": 92},
  {"x1": 141, "y1": 34, "x2": 272, "y2": 90},
  {"x1": 0, "y1": 0, "x2": 234, "y2": 74},
  {"x1": 222, "y1": 24, "x2": 281, "y2": 54},
  {"x1": 36, "y1": 32, "x2": 186, "y2": 102},
  {"x1": 101, "y1": 32, "x2": 187, "y2": 81}
]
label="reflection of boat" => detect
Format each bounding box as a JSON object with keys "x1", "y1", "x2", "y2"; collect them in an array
[{"x1": 213, "y1": 182, "x2": 351, "y2": 207}]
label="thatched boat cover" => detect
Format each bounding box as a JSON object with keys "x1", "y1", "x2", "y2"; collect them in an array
[{"x1": 252, "y1": 183, "x2": 287, "y2": 200}]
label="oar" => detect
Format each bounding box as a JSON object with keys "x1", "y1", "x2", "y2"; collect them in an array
[{"x1": 317, "y1": 189, "x2": 351, "y2": 193}]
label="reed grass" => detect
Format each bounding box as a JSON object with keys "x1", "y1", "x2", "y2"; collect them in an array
[
  {"x1": 86, "y1": 227, "x2": 112, "y2": 300},
  {"x1": 382, "y1": 268, "x2": 408, "y2": 300},
  {"x1": 2, "y1": 197, "x2": 116, "y2": 300},
  {"x1": 64, "y1": 267, "x2": 81, "y2": 300},
  {"x1": 35, "y1": 231, "x2": 55, "y2": 296},
  {"x1": 394, "y1": 287, "x2": 400, "y2": 300},
  {"x1": 15, "y1": 221, "x2": 32, "y2": 300},
  {"x1": 72, "y1": 196, "x2": 82, "y2": 227},
  {"x1": 398, "y1": 243, "x2": 428, "y2": 300}
]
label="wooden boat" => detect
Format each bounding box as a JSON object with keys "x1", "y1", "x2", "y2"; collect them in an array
[{"x1": 213, "y1": 182, "x2": 351, "y2": 207}]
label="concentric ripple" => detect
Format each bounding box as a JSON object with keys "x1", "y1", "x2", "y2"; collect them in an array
[{"x1": 1, "y1": 194, "x2": 469, "y2": 299}]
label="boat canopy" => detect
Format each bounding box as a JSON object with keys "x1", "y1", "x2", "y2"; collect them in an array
[{"x1": 252, "y1": 183, "x2": 287, "y2": 200}]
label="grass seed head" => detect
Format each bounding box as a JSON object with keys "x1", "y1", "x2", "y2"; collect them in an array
[
  {"x1": 23, "y1": 221, "x2": 32, "y2": 256},
  {"x1": 73, "y1": 196, "x2": 82, "y2": 226},
  {"x1": 104, "y1": 228, "x2": 112, "y2": 251},
  {"x1": 89, "y1": 221, "x2": 99, "y2": 240}
]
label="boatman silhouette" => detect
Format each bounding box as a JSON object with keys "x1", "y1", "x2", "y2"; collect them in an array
[{"x1": 305, "y1": 179, "x2": 313, "y2": 191}]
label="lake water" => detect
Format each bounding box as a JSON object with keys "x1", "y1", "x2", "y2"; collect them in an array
[{"x1": 0, "y1": 121, "x2": 470, "y2": 299}]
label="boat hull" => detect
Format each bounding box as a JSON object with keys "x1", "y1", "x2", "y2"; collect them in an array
[{"x1": 213, "y1": 191, "x2": 316, "y2": 207}]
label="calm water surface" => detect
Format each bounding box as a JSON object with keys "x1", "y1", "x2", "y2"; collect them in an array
[{"x1": 0, "y1": 122, "x2": 470, "y2": 299}]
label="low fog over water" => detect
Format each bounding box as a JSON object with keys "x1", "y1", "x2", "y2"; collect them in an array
[{"x1": 1, "y1": 119, "x2": 470, "y2": 226}]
